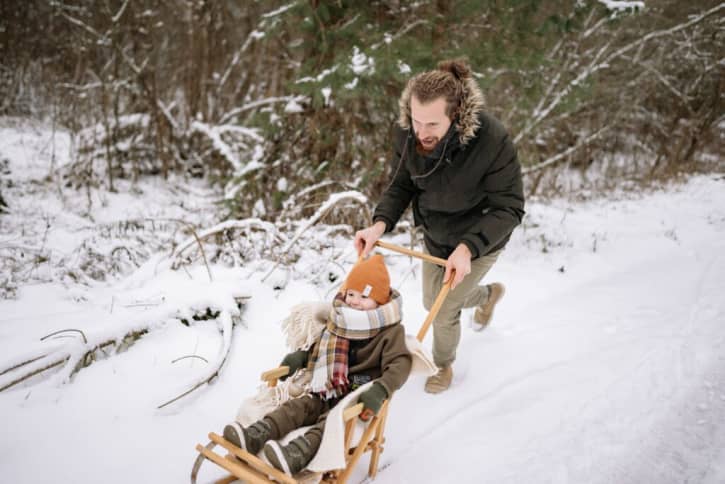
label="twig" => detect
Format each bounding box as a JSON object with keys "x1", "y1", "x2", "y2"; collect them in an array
[
  {"x1": 0, "y1": 354, "x2": 48, "y2": 378},
  {"x1": 522, "y1": 125, "x2": 612, "y2": 176},
  {"x1": 262, "y1": 191, "x2": 368, "y2": 282},
  {"x1": 157, "y1": 311, "x2": 235, "y2": 409},
  {"x1": 191, "y1": 227, "x2": 213, "y2": 283},
  {"x1": 514, "y1": 3, "x2": 723, "y2": 145},
  {"x1": 171, "y1": 355, "x2": 209, "y2": 364},
  {"x1": 40, "y1": 328, "x2": 88, "y2": 345},
  {"x1": 0, "y1": 355, "x2": 69, "y2": 392},
  {"x1": 1, "y1": 328, "x2": 148, "y2": 393}
]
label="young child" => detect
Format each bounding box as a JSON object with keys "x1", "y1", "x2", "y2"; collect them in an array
[{"x1": 224, "y1": 254, "x2": 412, "y2": 475}]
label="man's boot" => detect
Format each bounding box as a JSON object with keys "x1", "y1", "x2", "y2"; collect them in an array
[
  {"x1": 264, "y1": 434, "x2": 319, "y2": 476},
  {"x1": 473, "y1": 282, "x2": 505, "y2": 331},
  {"x1": 424, "y1": 366, "x2": 453, "y2": 394},
  {"x1": 223, "y1": 419, "x2": 275, "y2": 455}
]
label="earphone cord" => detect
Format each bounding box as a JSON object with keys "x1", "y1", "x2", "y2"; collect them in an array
[{"x1": 410, "y1": 136, "x2": 450, "y2": 180}]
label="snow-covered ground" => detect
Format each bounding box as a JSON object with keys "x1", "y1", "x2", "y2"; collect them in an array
[{"x1": 1, "y1": 122, "x2": 724, "y2": 483}]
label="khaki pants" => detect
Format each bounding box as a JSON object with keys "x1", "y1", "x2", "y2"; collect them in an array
[{"x1": 422, "y1": 249, "x2": 502, "y2": 368}]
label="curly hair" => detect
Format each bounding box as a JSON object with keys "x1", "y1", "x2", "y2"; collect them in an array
[{"x1": 407, "y1": 58, "x2": 473, "y2": 119}]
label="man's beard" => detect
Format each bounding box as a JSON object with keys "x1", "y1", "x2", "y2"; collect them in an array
[{"x1": 415, "y1": 135, "x2": 440, "y2": 155}]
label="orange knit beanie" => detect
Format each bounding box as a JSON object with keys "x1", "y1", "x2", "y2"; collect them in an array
[{"x1": 342, "y1": 254, "x2": 391, "y2": 305}]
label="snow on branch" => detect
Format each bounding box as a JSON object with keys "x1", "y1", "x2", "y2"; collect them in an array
[
  {"x1": 278, "y1": 180, "x2": 355, "y2": 221},
  {"x1": 218, "y1": 96, "x2": 308, "y2": 125},
  {"x1": 0, "y1": 322, "x2": 153, "y2": 393},
  {"x1": 371, "y1": 19, "x2": 428, "y2": 50},
  {"x1": 218, "y1": 2, "x2": 299, "y2": 89},
  {"x1": 171, "y1": 218, "x2": 281, "y2": 260},
  {"x1": 514, "y1": 2, "x2": 724, "y2": 145},
  {"x1": 597, "y1": 1, "x2": 644, "y2": 14},
  {"x1": 0, "y1": 278, "x2": 250, "y2": 406},
  {"x1": 280, "y1": 191, "x2": 368, "y2": 254},
  {"x1": 261, "y1": 2, "x2": 298, "y2": 19},
  {"x1": 262, "y1": 191, "x2": 369, "y2": 282},
  {"x1": 522, "y1": 124, "x2": 612, "y2": 176},
  {"x1": 157, "y1": 310, "x2": 234, "y2": 409},
  {"x1": 190, "y1": 121, "x2": 262, "y2": 172}
]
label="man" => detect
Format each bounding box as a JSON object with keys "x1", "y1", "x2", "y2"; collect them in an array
[{"x1": 354, "y1": 58, "x2": 525, "y2": 394}]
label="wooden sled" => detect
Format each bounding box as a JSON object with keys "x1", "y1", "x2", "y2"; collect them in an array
[{"x1": 191, "y1": 240, "x2": 452, "y2": 483}]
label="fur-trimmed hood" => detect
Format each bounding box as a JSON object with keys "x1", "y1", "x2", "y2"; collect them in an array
[{"x1": 397, "y1": 73, "x2": 485, "y2": 146}]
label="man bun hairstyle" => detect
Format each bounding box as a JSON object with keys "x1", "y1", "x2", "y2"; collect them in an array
[
  {"x1": 437, "y1": 58, "x2": 472, "y2": 81},
  {"x1": 407, "y1": 57, "x2": 472, "y2": 120}
]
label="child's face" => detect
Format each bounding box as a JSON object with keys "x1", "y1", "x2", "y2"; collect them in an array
[{"x1": 344, "y1": 288, "x2": 379, "y2": 310}]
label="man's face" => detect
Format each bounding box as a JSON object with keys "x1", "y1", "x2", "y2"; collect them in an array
[{"x1": 410, "y1": 95, "x2": 453, "y2": 152}]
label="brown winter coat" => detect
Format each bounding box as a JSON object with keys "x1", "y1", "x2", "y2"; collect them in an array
[
  {"x1": 342, "y1": 322, "x2": 412, "y2": 397},
  {"x1": 264, "y1": 323, "x2": 412, "y2": 443}
]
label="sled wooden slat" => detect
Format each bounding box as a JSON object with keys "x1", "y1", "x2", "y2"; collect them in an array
[
  {"x1": 261, "y1": 366, "x2": 290, "y2": 387},
  {"x1": 343, "y1": 404, "x2": 364, "y2": 455},
  {"x1": 342, "y1": 402, "x2": 363, "y2": 422},
  {"x1": 209, "y1": 432, "x2": 296, "y2": 484},
  {"x1": 193, "y1": 241, "x2": 451, "y2": 484},
  {"x1": 336, "y1": 404, "x2": 385, "y2": 483},
  {"x1": 195, "y1": 442, "x2": 270, "y2": 484},
  {"x1": 214, "y1": 471, "x2": 241, "y2": 484},
  {"x1": 368, "y1": 401, "x2": 389, "y2": 478}
]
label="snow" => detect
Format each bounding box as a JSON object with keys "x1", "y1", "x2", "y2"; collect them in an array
[
  {"x1": 598, "y1": 0, "x2": 645, "y2": 13},
  {"x1": 283, "y1": 98, "x2": 304, "y2": 113},
  {"x1": 190, "y1": 120, "x2": 263, "y2": 173},
  {"x1": 296, "y1": 66, "x2": 338, "y2": 85},
  {"x1": 277, "y1": 177, "x2": 288, "y2": 192},
  {"x1": 321, "y1": 87, "x2": 332, "y2": 106},
  {"x1": 260, "y1": 3, "x2": 296, "y2": 20},
  {"x1": 398, "y1": 61, "x2": 412, "y2": 75},
  {"x1": 350, "y1": 46, "x2": 375, "y2": 76},
  {"x1": 2, "y1": 123, "x2": 725, "y2": 484}
]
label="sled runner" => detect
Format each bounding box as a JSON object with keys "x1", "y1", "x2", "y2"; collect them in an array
[{"x1": 191, "y1": 240, "x2": 452, "y2": 483}]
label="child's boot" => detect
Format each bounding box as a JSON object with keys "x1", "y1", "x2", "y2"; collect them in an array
[
  {"x1": 264, "y1": 433, "x2": 320, "y2": 476},
  {"x1": 223, "y1": 419, "x2": 275, "y2": 455}
]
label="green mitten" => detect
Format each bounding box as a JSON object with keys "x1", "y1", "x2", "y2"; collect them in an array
[
  {"x1": 279, "y1": 350, "x2": 309, "y2": 381},
  {"x1": 358, "y1": 382, "x2": 388, "y2": 420}
]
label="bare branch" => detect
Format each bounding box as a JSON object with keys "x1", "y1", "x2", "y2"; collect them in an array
[
  {"x1": 171, "y1": 218, "x2": 280, "y2": 260},
  {"x1": 218, "y1": 96, "x2": 308, "y2": 125},
  {"x1": 40, "y1": 328, "x2": 88, "y2": 344},
  {"x1": 111, "y1": 0, "x2": 130, "y2": 23},
  {"x1": 262, "y1": 191, "x2": 369, "y2": 282},
  {"x1": 157, "y1": 311, "x2": 235, "y2": 409},
  {"x1": 523, "y1": 124, "x2": 612, "y2": 176},
  {"x1": 171, "y1": 355, "x2": 209, "y2": 364},
  {"x1": 514, "y1": 3, "x2": 724, "y2": 145}
]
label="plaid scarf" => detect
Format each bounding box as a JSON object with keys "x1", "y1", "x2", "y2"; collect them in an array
[{"x1": 308, "y1": 290, "x2": 402, "y2": 400}]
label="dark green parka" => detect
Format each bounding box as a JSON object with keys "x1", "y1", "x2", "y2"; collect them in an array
[{"x1": 373, "y1": 74, "x2": 525, "y2": 259}]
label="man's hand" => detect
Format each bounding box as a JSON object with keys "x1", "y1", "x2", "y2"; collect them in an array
[
  {"x1": 443, "y1": 243, "x2": 472, "y2": 290},
  {"x1": 354, "y1": 221, "x2": 386, "y2": 258}
]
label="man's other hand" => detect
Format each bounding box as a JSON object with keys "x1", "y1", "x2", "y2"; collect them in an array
[{"x1": 443, "y1": 243, "x2": 472, "y2": 290}]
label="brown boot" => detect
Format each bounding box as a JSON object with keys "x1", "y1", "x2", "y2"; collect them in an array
[
  {"x1": 424, "y1": 366, "x2": 453, "y2": 394},
  {"x1": 473, "y1": 283, "x2": 505, "y2": 331}
]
